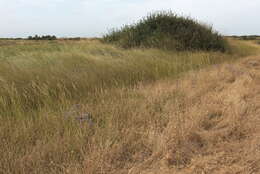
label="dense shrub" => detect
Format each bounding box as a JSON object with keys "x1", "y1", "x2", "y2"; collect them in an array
[{"x1": 103, "y1": 11, "x2": 228, "y2": 52}]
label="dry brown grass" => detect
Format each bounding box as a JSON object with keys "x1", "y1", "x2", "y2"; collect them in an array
[
  {"x1": 0, "y1": 40, "x2": 260, "y2": 174},
  {"x1": 1, "y1": 55, "x2": 260, "y2": 174},
  {"x1": 128, "y1": 55, "x2": 260, "y2": 174}
]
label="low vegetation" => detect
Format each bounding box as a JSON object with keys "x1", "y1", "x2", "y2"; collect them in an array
[
  {"x1": 0, "y1": 38, "x2": 259, "y2": 174},
  {"x1": 0, "y1": 39, "x2": 257, "y2": 116}
]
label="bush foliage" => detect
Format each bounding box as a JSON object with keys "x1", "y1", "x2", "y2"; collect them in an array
[{"x1": 103, "y1": 11, "x2": 228, "y2": 52}]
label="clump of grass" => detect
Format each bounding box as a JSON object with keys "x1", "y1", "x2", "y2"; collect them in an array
[{"x1": 103, "y1": 11, "x2": 228, "y2": 52}]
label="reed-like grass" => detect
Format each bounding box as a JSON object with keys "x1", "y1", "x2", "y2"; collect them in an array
[{"x1": 0, "y1": 39, "x2": 256, "y2": 116}]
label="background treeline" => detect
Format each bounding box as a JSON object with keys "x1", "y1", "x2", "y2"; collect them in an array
[
  {"x1": 0, "y1": 38, "x2": 23, "y2": 40},
  {"x1": 230, "y1": 35, "x2": 260, "y2": 40},
  {"x1": 27, "y1": 35, "x2": 57, "y2": 40},
  {"x1": 0, "y1": 37, "x2": 83, "y2": 41}
]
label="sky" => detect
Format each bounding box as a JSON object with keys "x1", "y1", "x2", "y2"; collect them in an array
[{"x1": 0, "y1": 0, "x2": 259, "y2": 38}]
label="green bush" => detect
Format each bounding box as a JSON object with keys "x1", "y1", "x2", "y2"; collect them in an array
[{"x1": 103, "y1": 11, "x2": 228, "y2": 52}]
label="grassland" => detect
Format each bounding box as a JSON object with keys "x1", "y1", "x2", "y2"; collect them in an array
[{"x1": 0, "y1": 39, "x2": 259, "y2": 174}]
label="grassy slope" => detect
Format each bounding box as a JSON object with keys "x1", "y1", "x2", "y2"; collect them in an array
[
  {"x1": 0, "y1": 39, "x2": 259, "y2": 174},
  {"x1": 128, "y1": 55, "x2": 260, "y2": 174},
  {"x1": 0, "y1": 39, "x2": 257, "y2": 115}
]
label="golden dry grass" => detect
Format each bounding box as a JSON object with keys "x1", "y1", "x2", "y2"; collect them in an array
[
  {"x1": 0, "y1": 39, "x2": 259, "y2": 174},
  {"x1": 128, "y1": 55, "x2": 260, "y2": 174}
]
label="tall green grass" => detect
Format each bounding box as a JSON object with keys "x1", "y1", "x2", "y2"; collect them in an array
[{"x1": 103, "y1": 11, "x2": 228, "y2": 52}]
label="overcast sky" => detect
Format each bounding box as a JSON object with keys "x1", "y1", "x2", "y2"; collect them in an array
[{"x1": 0, "y1": 0, "x2": 259, "y2": 38}]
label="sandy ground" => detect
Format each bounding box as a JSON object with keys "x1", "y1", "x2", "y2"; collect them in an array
[{"x1": 128, "y1": 56, "x2": 260, "y2": 174}]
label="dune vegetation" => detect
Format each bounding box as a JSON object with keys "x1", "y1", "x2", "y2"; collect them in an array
[
  {"x1": 1, "y1": 12, "x2": 260, "y2": 174},
  {"x1": 103, "y1": 11, "x2": 228, "y2": 52}
]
